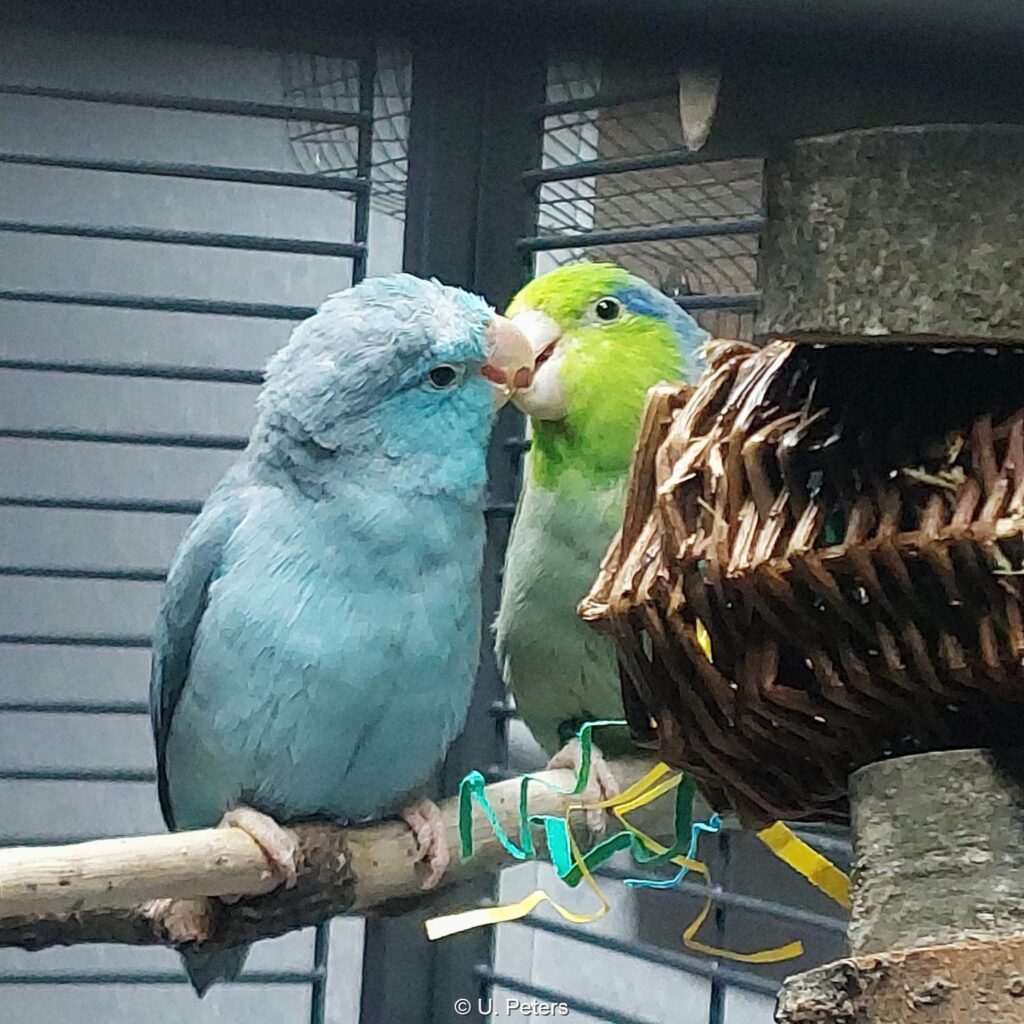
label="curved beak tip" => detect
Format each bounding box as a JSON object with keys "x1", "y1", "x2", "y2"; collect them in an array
[{"x1": 484, "y1": 315, "x2": 535, "y2": 406}]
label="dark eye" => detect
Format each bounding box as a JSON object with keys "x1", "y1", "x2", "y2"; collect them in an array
[
  {"x1": 427, "y1": 364, "x2": 460, "y2": 389},
  {"x1": 594, "y1": 297, "x2": 622, "y2": 321}
]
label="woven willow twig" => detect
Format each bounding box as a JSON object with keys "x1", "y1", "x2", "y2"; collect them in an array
[{"x1": 583, "y1": 342, "x2": 1024, "y2": 826}]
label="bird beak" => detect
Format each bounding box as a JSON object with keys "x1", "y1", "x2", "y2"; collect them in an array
[
  {"x1": 482, "y1": 315, "x2": 535, "y2": 407},
  {"x1": 508, "y1": 309, "x2": 562, "y2": 366},
  {"x1": 504, "y1": 309, "x2": 568, "y2": 420}
]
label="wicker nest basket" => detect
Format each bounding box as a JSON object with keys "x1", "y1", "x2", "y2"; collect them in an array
[{"x1": 582, "y1": 340, "x2": 1024, "y2": 827}]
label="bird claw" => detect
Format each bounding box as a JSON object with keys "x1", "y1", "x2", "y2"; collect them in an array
[
  {"x1": 547, "y1": 738, "x2": 620, "y2": 837},
  {"x1": 401, "y1": 797, "x2": 450, "y2": 890},
  {"x1": 219, "y1": 805, "x2": 299, "y2": 897},
  {"x1": 143, "y1": 896, "x2": 213, "y2": 944}
]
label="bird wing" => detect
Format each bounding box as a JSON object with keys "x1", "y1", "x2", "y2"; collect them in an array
[
  {"x1": 496, "y1": 475, "x2": 628, "y2": 754},
  {"x1": 493, "y1": 458, "x2": 530, "y2": 675},
  {"x1": 149, "y1": 475, "x2": 246, "y2": 828}
]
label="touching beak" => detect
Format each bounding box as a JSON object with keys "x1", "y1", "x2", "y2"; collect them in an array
[
  {"x1": 508, "y1": 309, "x2": 562, "y2": 367},
  {"x1": 505, "y1": 308, "x2": 568, "y2": 421},
  {"x1": 482, "y1": 315, "x2": 535, "y2": 407}
]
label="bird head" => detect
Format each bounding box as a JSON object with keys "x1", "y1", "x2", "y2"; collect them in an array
[
  {"x1": 253, "y1": 274, "x2": 533, "y2": 498},
  {"x1": 505, "y1": 263, "x2": 707, "y2": 484}
]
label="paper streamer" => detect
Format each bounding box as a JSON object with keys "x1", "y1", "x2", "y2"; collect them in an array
[
  {"x1": 695, "y1": 617, "x2": 713, "y2": 661},
  {"x1": 426, "y1": 823, "x2": 610, "y2": 940},
  {"x1": 427, "y1": 719, "x2": 834, "y2": 965},
  {"x1": 610, "y1": 808, "x2": 804, "y2": 963},
  {"x1": 428, "y1": 748, "x2": 804, "y2": 964},
  {"x1": 623, "y1": 815, "x2": 721, "y2": 890},
  {"x1": 427, "y1": 720, "x2": 630, "y2": 940},
  {"x1": 453, "y1": 718, "x2": 624, "y2": 867},
  {"x1": 757, "y1": 821, "x2": 852, "y2": 909},
  {"x1": 428, "y1": 738, "x2": 681, "y2": 941}
]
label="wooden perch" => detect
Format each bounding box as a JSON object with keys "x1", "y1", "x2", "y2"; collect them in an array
[
  {"x1": 0, "y1": 757, "x2": 656, "y2": 953},
  {"x1": 777, "y1": 749, "x2": 1024, "y2": 1023}
]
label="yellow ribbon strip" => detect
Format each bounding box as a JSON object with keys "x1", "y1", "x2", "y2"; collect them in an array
[
  {"x1": 427, "y1": 765, "x2": 677, "y2": 940},
  {"x1": 610, "y1": 806, "x2": 804, "y2": 963},
  {"x1": 581, "y1": 762, "x2": 677, "y2": 813},
  {"x1": 429, "y1": 761, "x2": 803, "y2": 965},
  {"x1": 756, "y1": 821, "x2": 852, "y2": 909},
  {"x1": 696, "y1": 617, "x2": 714, "y2": 661},
  {"x1": 425, "y1": 816, "x2": 609, "y2": 940}
]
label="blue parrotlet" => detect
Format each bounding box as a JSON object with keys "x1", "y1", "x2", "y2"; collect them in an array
[{"x1": 148, "y1": 274, "x2": 533, "y2": 993}]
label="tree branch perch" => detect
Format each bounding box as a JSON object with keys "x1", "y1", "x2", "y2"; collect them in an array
[{"x1": 0, "y1": 757, "x2": 656, "y2": 953}]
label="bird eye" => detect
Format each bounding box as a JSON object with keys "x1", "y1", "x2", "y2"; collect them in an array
[
  {"x1": 427, "y1": 364, "x2": 461, "y2": 389},
  {"x1": 594, "y1": 297, "x2": 622, "y2": 321}
]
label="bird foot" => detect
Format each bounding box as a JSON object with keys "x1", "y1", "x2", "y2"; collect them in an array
[
  {"x1": 547, "y1": 738, "x2": 620, "y2": 837},
  {"x1": 218, "y1": 805, "x2": 299, "y2": 900},
  {"x1": 143, "y1": 897, "x2": 213, "y2": 944},
  {"x1": 401, "y1": 797, "x2": 450, "y2": 891}
]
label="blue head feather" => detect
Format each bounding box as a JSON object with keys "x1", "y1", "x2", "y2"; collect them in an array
[{"x1": 251, "y1": 274, "x2": 497, "y2": 500}]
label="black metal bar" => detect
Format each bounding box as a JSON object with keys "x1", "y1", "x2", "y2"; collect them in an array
[
  {"x1": 0, "y1": 633, "x2": 152, "y2": 649},
  {"x1": 0, "y1": 427, "x2": 247, "y2": 451},
  {"x1": 530, "y1": 81, "x2": 674, "y2": 119},
  {"x1": 310, "y1": 923, "x2": 331, "y2": 1024},
  {"x1": 0, "y1": 358, "x2": 263, "y2": 385},
  {"x1": 0, "y1": 495, "x2": 201, "y2": 514},
  {"x1": 351, "y1": 44, "x2": 377, "y2": 284},
  {"x1": 0, "y1": 220, "x2": 363, "y2": 258},
  {"x1": 356, "y1": 30, "x2": 545, "y2": 1024},
  {"x1": 0, "y1": 289, "x2": 315, "y2": 320},
  {"x1": 0, "y1": 83, "x2": 370, "y2": 127},
  {"x1": 0, "y1": 970, "x2": 323, "y2": 985},
  {"x1": 708, "y1": 830, "x2": 732, "y2": 1024},
  {"x1": 525, "y1": 147, "x2": 704, "y2": 184},
  {"x1": 517, "y1": 918, "x2": 780, "y2": 997},
  {"x1": 0, "y1": 700, "x2": 148, "y2": 714},
  {"x1": 0, "y1": 564, "x2": 166, "y2": 582},
  {"x1": 0, "y1": 151, "x2": 366, "y2": 193},
  {"x1": 595, "y1": 864, "x2": 847, "y2": 934},
  {"x1": 792, "y1": 829, "x2": 852, "y2": 858},
  {"x1": 679, "y1": 292, "x2": 760, "y2": 312},
  {"x1": 709, "y1": 976, "x2": 726, "y2": 1024},
  {"x1": 360, "y1": 32, "x2": 489, "y2": 1024},
  {"x1": 0, "y1": 495, "x2": 512, "y2": 518},
  {"x1": 0, "y1": 768, "x2": 155, "y2": 782},
  {"x1": 475, "y1": 966, "x2": 667, "y2": 1024},
  {"x1": 519, "y1": 217, "x2": 765, "y2": 252},
  {"x1": 483, "y1": 502, "x2": 515, "y2": 518}
]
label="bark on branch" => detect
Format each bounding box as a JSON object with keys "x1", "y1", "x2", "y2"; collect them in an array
[{"x1": 0, "y1": 757, "x2": 656, "y2": 953}]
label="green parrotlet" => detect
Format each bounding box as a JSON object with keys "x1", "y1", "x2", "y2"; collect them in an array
[{"x1": 495, "y1": 262, "x2": 708, "y2": 819}]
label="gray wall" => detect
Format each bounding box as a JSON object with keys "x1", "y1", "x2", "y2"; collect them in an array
[{"x1": 0, "y1": 25, "x2": 403, "y2": 1024}]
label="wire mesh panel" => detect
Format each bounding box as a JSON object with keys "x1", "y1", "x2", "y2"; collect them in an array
[
  {"x1": 283, "y1": 47, "x2": 411, "y2": 221},
  {"x1": 531, "y1": 59, "x2": 762, "y2": 342},
  {"x1": 0, "y1": 22, "x2": 408, "y2": 1024}
]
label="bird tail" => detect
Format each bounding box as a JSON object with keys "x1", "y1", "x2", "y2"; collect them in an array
[{"x1": 182, "y1": 944, "x2": 251, "y2": 996}]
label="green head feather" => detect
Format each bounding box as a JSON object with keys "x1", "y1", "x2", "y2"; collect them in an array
[{"x1": 507, "y1": 263, "x2": 707, "y2": 490}]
